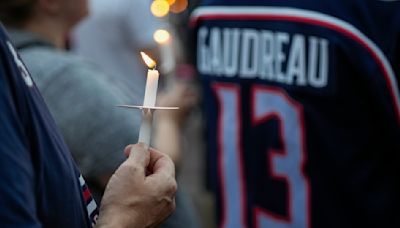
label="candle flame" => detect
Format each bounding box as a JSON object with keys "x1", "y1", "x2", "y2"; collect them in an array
[{"x1": 140, "y1": 52, "x2": 157, "y2": 69}]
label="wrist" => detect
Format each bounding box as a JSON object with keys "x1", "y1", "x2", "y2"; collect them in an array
[
  {"x1": 157, "y1": 115, "x2": 182, "y2": 129},
  {"x1": 96, "y1": 205, "x2": 144, "y2": 228}
]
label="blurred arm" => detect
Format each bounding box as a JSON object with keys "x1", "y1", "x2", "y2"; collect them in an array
[{"x1": 154, "y1": 81, "x2": 198, "y2": 167}]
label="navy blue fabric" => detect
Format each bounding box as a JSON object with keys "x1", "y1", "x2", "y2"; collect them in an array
[
  {"x1": 0, "y1": 25, "x2": 94, "y2": 227},
  {"x1": 193, "y1": 1, "x2": 400, "y2": 227}
]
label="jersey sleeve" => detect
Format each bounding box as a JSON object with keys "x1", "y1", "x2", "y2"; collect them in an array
[{"x1": 0, "y1": 43, "x2": 41, "y2": 227}]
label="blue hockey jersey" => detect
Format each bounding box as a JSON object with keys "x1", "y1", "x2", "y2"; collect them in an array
[
  {"x1": 191, "y1": 1, "x2": 400, "y2": 227},
  {"x1": 0, "y1": 25, "x2": 98, "y2": 227}
]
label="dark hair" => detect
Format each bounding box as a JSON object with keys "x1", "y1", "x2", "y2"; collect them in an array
[{"x1": 0, "y1": 0, "x2": 36, "y2": 27}]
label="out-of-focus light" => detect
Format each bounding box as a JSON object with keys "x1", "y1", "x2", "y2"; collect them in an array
[
  {"x1": 151, "y1": 0, "x2": 170, "y2": 18},
  {"x1": 153, "y1": 29, "x2": 171, "y2": 44},
  {"x1": 167, "y1": 0, "x2": 176, "y2": 5},
  {"x1": 170, "y1": 0, "x2": 188, "y2": 13}
]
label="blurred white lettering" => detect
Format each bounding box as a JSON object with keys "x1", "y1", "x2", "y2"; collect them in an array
[{"x1": 197, "y1": 27, "x2": 329, "y2": 88}]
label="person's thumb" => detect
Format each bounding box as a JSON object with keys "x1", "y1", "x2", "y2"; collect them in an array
[{"x1": 125, "y1": 143, "x2": 150, "y2": 174}]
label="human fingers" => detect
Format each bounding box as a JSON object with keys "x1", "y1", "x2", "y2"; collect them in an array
[
  {"x1": 144, "y1": 149, "x2": 177, "y2": 226},
  {"x1": 123, "y1": 144, "x2": 133, "y2": 157},
  {"x1": 146, "y1": 149, "x2": 177, "y2": 211},
  {"x1": 124, "y1": 143, "x2": 151, "y2": 176},
  {"x1": 147, "y1": 148, "x2": 175, "y2": 178}
]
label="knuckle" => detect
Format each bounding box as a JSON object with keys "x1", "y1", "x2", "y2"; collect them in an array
[
  {"x1": 129, "y1": 164, "x2": 141, "y2": 174},
  {"x1": 164, "y1": 176, "x2": 177, "y2": 195},
  {"x1": 119, "y1": 162, "x2": 141, "y2": 174},
  {"x1": 123, "y1": 144, "x2": 133, "y2": 156},
  {"x1": 169, "y1": 200, "x2": 176, "y2": 212},
  {"x1": 124, "y1": 145, "x2": 131, "y2": 152},
  {"x1": 170, "y1": 179, "x2": 178, "y2": 193},
  {"x1": 154, "y1": 175, "x2": 177, "y2": 198},
  {"x1": 163, "y1": 195, "x2": 176, "y2": 212}
]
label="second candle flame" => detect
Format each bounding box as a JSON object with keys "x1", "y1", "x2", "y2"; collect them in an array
[{"x1": 140, "y1": 52, "x2": 157, "y2": 69}]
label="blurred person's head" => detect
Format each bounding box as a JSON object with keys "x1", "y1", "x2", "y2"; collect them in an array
[
  {"x1": 0, "y1": 0, "x2": 88, "y2": 47},
  {"x1": 0, "y1": 0, "x2": 36, "y2": 27},
  {"x1": 0, "y1": 0, "x2": 88, "y2": 28}
]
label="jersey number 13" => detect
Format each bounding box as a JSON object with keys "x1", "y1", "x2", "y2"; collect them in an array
[{"x1": 213, "y1": 82, "x2": 311, "y2": 228}]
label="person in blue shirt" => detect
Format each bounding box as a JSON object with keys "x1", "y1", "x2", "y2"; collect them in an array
[
  {"x1": 0, "y1": 22, "x2": 176, "y2": 228},
  {"x1": 191, "y1": 0, "x2": 400, "y2": 227}
]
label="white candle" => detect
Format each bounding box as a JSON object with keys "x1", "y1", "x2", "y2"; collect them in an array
[
  {"x1": 138, "y1": 52, "x2": 159, "y2": 147},
  {"x1": 143, "y1": 69, "x2": 159, "y2": 107},
  {"x1": 137, "y1": 108, "x2": 153, "y2": 147}
]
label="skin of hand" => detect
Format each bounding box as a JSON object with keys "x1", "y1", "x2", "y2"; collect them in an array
[{"x1": 95, "y1": 143, "x2": 177, "y2": 228}]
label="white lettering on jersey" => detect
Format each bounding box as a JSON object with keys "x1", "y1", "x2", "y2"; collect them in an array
[
  {"x1": 275, "y1": 32, "x2": 290, "y2": 84},
  {"x1": 240, "y1": 29, "x2": 259, "y2": 78},
  {"x1": 197, "y1": 27, "x2": 329, "y2": 88},
  {"x1": 210, "y1": 27, "x2": 223, "y2": 76},
  {"x1": 309, "y1": 37, "x2": 328, "y2": 88},
  {"x1": 197, "y1": 27, "x2": 210, "y2": 74},
  {"x1": 286, "y1": 34, "x2": 306, "y2": 86},
  {"x1": 7, "y1": 41, "x2": 33, "y2": 87},
  {"x1": 223, "y1": 28, "x2": 240, "y2": 77},
  {"x1": 258, "y1": 30, "x2": 274, "y2": 80}
]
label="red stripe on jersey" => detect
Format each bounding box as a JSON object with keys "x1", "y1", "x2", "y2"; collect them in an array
[{"x1": 83, "y1": 188, "x2": 91, "y2": 202}]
